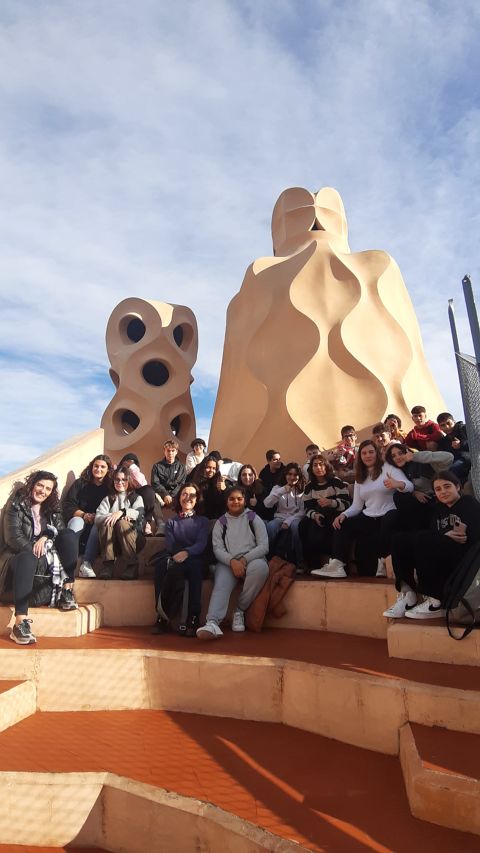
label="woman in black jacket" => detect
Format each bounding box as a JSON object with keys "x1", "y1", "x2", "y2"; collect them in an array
[
  {"x1": 0, "y1": 470, "x2": 79, "y2": 645},
  {"x1": 63, "y1": 454, "x2": 114, "y2": 578},
  {"x1": 191, "y1": 456, "x2": 226, "y2": 520}
]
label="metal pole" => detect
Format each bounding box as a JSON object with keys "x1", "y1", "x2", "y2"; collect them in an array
[
  {"x1": 448, "y1": 298, "x2": 469, "y2": 420},
  {"x1": 462, "y1": 275, "x2": 480, "y2": 365}
]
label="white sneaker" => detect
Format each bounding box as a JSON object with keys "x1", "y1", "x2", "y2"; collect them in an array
[
  {"x1": 232, "y1": 609, "x2": 245, "y2": 632},
  {"x1": 310, "y1": 559, "x2": 347, "y2": 579},
  {"x1": 78, "y1": 561, "x2": 96, "y2": 578},
  {"x1": 376, "y1": 558, "x2": 387, "y2": 577},
  {"x1": 383, "y1": 591, "x2": 417, "y2": 618},
  {"x1": 405, "y1": 597, "x2": 446, "y2": 620},
  {"x1": 196, "y1": 620, "x2": 224, "y2": 640}
]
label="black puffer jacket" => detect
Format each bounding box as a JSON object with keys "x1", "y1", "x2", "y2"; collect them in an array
[{"x1": 0, "y1": 495, "x2": 65, "y2": 596}]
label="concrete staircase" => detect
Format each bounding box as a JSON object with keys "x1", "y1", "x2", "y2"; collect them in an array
[{"x1": 0, "y1": 575, "x2": 478, "y2": 851}]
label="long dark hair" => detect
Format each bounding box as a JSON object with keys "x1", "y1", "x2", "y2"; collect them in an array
[
  {"x1": 307, "y1": 453, "x2": 334, "y2": 485},
  {"x1": 110, "y1": 465, "x2": 137, "y2": 501},
  {"x1": 237, "y1": 464, "x2": 263, "y2": 497},
  {"x1": 14, "y1": 470, "x2": 60, "y2": 517},
  {"x1": 80, "y1": 454, "x2": 114, "y2": 488},
  {"x1": 192, "y1": 455, "x2": 222, "y2": 488},
  {"x1": 355, "y1": 440, "x2": 383, "y2": 483},
  {"x1": 385, "y1": 444, "x2": 409, "y2": 467},
  {"x1": 279, "y1": 462, "x2": 305, "y2": 492}
]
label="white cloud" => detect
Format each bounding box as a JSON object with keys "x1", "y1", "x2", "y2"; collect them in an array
[{"x1": 1, "y1": 0, "x2": 480, "y2": 473}]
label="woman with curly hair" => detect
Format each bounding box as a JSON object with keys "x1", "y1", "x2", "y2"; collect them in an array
[
  {"x1": 63, "y1": 454, "x2": 114, "y2": 578},
  {"x1": 236, "y1": 464, "x2": 267, "y2": 518},
  {"x1": 94, "y1": 466, "x2": 145, "y2": 580},
  {"x1": 263, "y1": 462, "x2": 305, "y2": 565},
  {"x1": 191, "y1": 455, "x2": 226, "y2": 520},
  {"x1": 299, "y1": 455, "x2": 351, "y2": 570},
  {"x1": 0, "y1": 470, "x2": 79, "y2": 645},
  {"x1": 312, "y1": 440, "x2": 413, "y2": 579}
]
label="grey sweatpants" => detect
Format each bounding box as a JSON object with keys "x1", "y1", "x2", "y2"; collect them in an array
[{"x1": 206, "y1": 559, "x2": 269, "y2": 624}]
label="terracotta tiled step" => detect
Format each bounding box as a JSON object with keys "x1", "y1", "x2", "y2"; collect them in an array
[
  {"x1": 400, "y1": 723, "x2": 480, "y2": 836},
  {"x1": 0, "y1": 848, "x2": 108, "y2": 852},
  {"x1": 0, "y1": 604, "x2": 103, "y2": 638},
  {"x1": 0, "y1": 680, "x2": 36, "y2": 733},
  {"x1": 0, "y1": 628, "x2": 479, "y2": 748},
  {"x1": 74, "y1": 575, "x2": 399, "y2": 637},
  {"x1": 0, "y1": 710, "x2": 478, "y2": 852},
  {"x1": 388, "y1": 622, "x2": 480, "y2": 666}
]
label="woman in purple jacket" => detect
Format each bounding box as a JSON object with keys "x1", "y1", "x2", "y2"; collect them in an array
[{"x1": 152, "y1": 482, "x2": 209, "y2": 637}]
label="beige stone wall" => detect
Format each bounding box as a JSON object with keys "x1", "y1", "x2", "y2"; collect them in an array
[
  {"x1": 209, "y1": 186, "x2": 445, "y2": 468},
  {"x1": 0, "y1": 428, "x2": 104, "y2": 509},
  {"x1": 101, "y1": 297, "x2": 198, "y2": 474}
]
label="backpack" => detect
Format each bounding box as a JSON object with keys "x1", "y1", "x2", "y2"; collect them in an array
[
  {"x1": 217, "y1": 511, "x2": 257, "y2": 546},
  {"x1": 153, "y1": 551, "x2": 186, "y2": 623},
  {"x1": 443, "y1": 540, "x2": 480, "y2": 640}
]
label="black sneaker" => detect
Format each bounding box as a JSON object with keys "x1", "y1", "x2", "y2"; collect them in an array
[
  {"x1": 57, "y1": 587, "x2": 78, "y2": 611},
  {"x1": 151, "y1": 618, "x2": 172, "y2": 635},
  {"x1": 10, "y1": 619, "x2": 36, "y2": 645},
  {"x1": 98, "y1": 561, "x2": 115, "y2": 580},
  {"x1": 178, "y1": 614, "x2": 200, "y2": 638}
]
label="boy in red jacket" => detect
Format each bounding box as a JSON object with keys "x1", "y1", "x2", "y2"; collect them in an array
[{"x1": 405, "y1": 406, "x2": 443, "y2": 451}]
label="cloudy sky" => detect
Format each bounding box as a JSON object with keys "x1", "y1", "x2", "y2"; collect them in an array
[{"x1": 1, "y1": 0, "x2": 479, "y2": 474}]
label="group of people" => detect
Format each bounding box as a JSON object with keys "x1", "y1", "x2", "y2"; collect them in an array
[{"x1": 0, "y1": 405, "x2": 477, "y2": 645}]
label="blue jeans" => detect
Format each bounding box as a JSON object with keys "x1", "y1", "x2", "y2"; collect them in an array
[{"x1": 67, "y1": 518, "x2": 100, "y2": 563}]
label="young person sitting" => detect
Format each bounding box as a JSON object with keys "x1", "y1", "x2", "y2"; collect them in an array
[
  {"x1": 258, "y1": 450, "x2": 285, "y2": 520},
  {"x1": 191, "y1": 455, "x2": 227, "y2": 520},
  {"x1": 185, "y1": 438, "x2": 207, "y2": 474},
  {"x1": 95, "y1": 466, "x2": 144, "y2": 580},
  {"x1": 311, "y1": 440, "x2": 413, "y2": 579},
  {"x1": 405, "y1": 405, "x2": 443, "y2": 451},
  {"x1": 63, "y1": 454, "x2": 114, "y2": 578},
  {"x1": 384, "y1": 471, "x2": 480, "y2": 619},
  {"x1": 0, "y1": 471, "x2": 78, "y2": 645},
  {"x1": 437, "y1": 412, "x2": 471, "y2": 482},
  {"x1": 263, "y1": 463, "x2": 305, "y2": 566},
  {"x1": 196, "y1": 486, "x2": 269, "y2": 639},
  {"x1": 384, "y1": 443, "x2": 454, "y2": 530},
  {"x1": 152, "y1": 483, "x2": 209, "y2": 637},
  {"x1": 237, "y1": 464, "x2": 268, "y2": 518},
  {"x1": 302, "y1": 444, "x2": 321, "y2": 480},
  {"x1": 372, "y1": 422, "x2": 396, "y2": 459},
  {"x1": 151, "y1": 439, "x2": 186, "y2": 508},
  {"x1": 384, "y1": 414, "x2": 406, "y2": 443},
  {"x1": 118, "y1": 453, "x2": 156, "y2": 532},
  {"x1": 329, "y1": 425, "x2": 358, "y2": 483},
  {"x1": 299, "y1": 455, "x2": 351, "y2": 571}
]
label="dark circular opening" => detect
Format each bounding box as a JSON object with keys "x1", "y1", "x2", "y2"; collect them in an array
[
  {"x1": 126, "y1": 318, "x2": 146, "y2": 343},
  {"x1": 170, "y1": 415, "x2": 181, "y2": 436},
  {"x1": 173, "y1": 325, "x2": 184, "y2": 347},
  {"x1": 121, "y1": 410, "x2": 140, "y2": 434},
  {"x1": 142, "y1": 360, "x2": 169, "y2": 386},
  {"x1": 109, "y1": 369, "x2": 120, "y2": 389}
]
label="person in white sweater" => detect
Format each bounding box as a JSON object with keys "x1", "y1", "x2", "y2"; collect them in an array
[
  {"x1": 95, "y1": 466, "x2": 144, "y2": 580},
  {"x1": 263, "y1": 462, "x2": 305, "y2": 564},
  {"x1": 311, "y1": 440, "x2": 413, "y2": 579},
  {"x1": 197, "y1": 487, "x2": 269, "y2": 639}
]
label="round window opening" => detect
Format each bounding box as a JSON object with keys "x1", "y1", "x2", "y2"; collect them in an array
[
  {"x1": 126, "y1": 317, "x2": 146, "y2": 343},
  {"x1": 121, "y1": 410, "x2": 140, "y2": 434},
  {"x1": 142, "y1": 360, "x2": 169, "y2": 386},
  {"x1": 173, "y1": 325, "x2": 184, "y2": 346},
  {"x1": 170, "y1": 415, "x2": 181, "y2": 436}
]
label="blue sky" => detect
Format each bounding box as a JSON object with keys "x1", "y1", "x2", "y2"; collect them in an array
[{"x1": 1, "y1": 0, "x2": 479, "y2": 474}]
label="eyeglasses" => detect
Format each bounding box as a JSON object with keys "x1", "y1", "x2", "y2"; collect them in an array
[
  {"x1": 114, "y1": 478, "x2": 127, "y2": 483},
  {"x1": 182, "y1": 493, "x2": 196, "y2": 500},
  {"x1": 343, "y1": 433, "x2": 356, "y2": 439}
]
